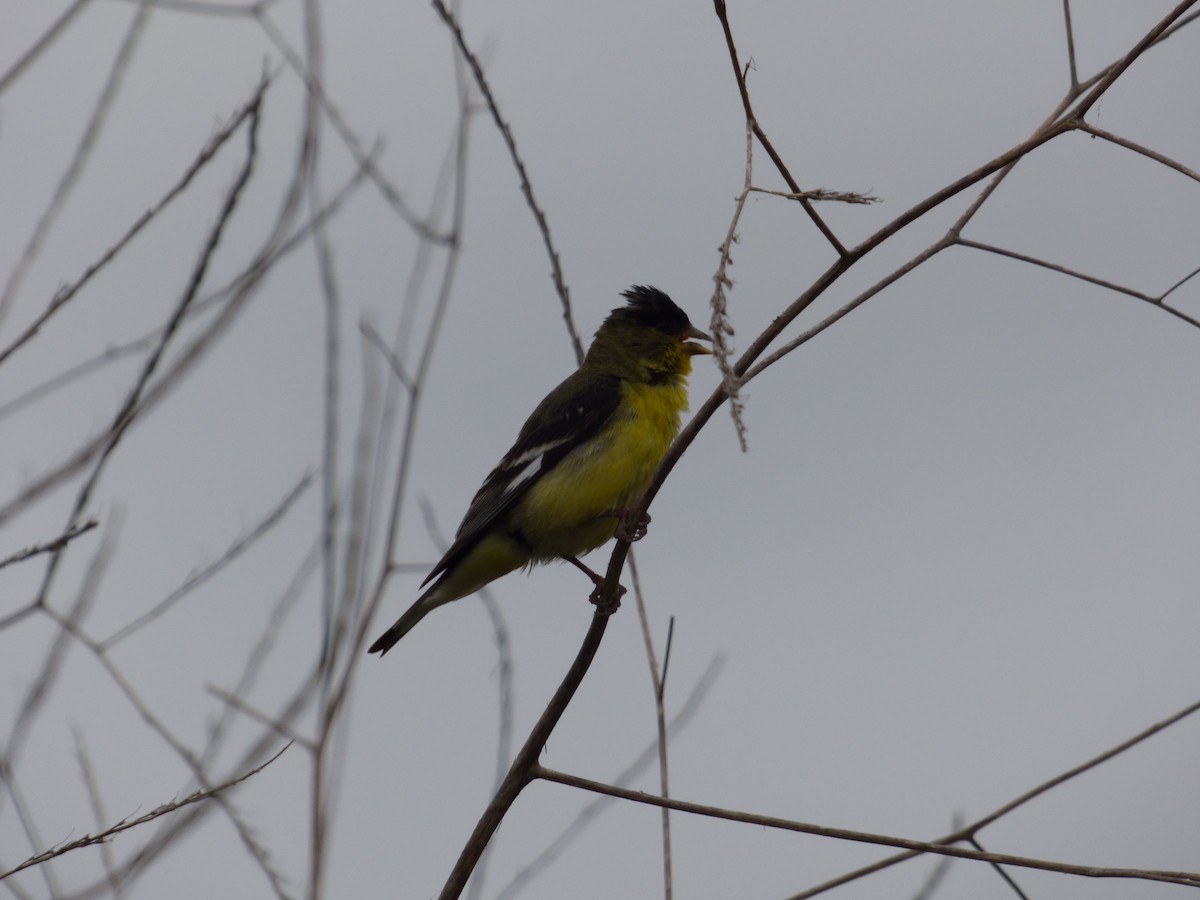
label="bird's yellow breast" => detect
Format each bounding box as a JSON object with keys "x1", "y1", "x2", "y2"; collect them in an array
[{"x1": 513, "y1": 378, "x2": 688, "y2": 560}]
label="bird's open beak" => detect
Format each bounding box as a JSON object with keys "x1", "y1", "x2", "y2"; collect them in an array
[{"x1": 682, "y1": 324, "x2": 713, "y2": 356}]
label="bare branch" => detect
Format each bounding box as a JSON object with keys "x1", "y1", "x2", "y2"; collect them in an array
[
  {"x1": 710, "y1": 120, "x2": 753, "y2": 451},
  {"x1": 712, "y1": 0, "x2": 848, "y2": 257},
  {"x1": 252, "y1": 10, "x2": 449, "y2": 243},
  {"x1": 431, "y1": 0, "x2": 585, "y2": 363},
  {"x1": 1, "y1": 745, "x2": 290, "y2": 881},
  {"x1": 438, "y1": 610, "x2": 614, "y2": 900},
  {"x1": 0, "y1": 0, "x2": 94, "y2": 95},
  {"x1": 791, "y1": 696, "x2": 1200, "y2": 898},
  {"x1": 747, "y1": 186, "x2": 879, "y2": 205},
  {"x1": 0, "y1": 76, "x2": 273, "y2": 370},
  {"x1": 1062, "y1": 0, "x2": 1198, "y2": 124},
  {"x1": 1061, "y1": 0, "x2": 1080, "y2": 92},
  {"x1": 908, "y1": 819, "x2": 959, "y2": 900},
  {"x1": 970, "y1": 836, "x2": 1032, "y2": 900},
  {"x1": 0, "y1": 2, "x2": 153, "y2": 330},
  {"x1": 629, "y1": 557, "x2": 673, "y2": 900},
  {"x1": 1160, "y1": 263, "x2": 1200, "y2": 304},
  {"x1": 956, "y1": 238, "x2": 1200, "y2": 331},
  {"x1": 71, "y1": 730, "x2": 120, "y2": 893},
  {"x1": 206, "y1": 688, "x2": 315, "y2": 751},
  {"x1": 2, "y1": 518, "x2": 120, "y2": 802},
  {"x1": 491, "y1": 655, "x2": 723, "y2": 900},
  {"x1": 0, "y1": 521, "x2": 97, "y2": 573},
  {"x1": 633, "y1": 0, "x2": 1200, "y2": 537},
  {"x1": 109, "y1": 0, "x2": 284, "y2": 14},
  {"x1": 26, "y1": 79, "x2": 265, "y2": 624},
  {"x1": 360, "y1": 320, "x2": 414, "y2": 391},
  {"x1": 1075, "y1": 122, "x2": 1200, "y2": 183},
  {"x1": 532, "y1": 766, "x2": 1200, "y2": 889},
  {"x1": 0, "y1": 154, "x2": 371, "y2": 430},
  {"x1": 101, "y1": 471, "x2": 315, "y2": 648}
]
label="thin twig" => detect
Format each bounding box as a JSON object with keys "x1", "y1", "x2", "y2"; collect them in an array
[
  {"x1": 1159, "y1": 263, "x2": 1200, "y2": 304},
  {"x1": 0, "y1": 76, "x2": 272, "y2": 369},
  {"x1": 431, "y1": 0, "x2": 584, "y2": 363},
  {"x1": 77, "y1": 632, "x2": 294, "y2": 899},
  {"x1": 71, "y1": 729, "x2": 121, "y2": 893},
  {"x1": 747, "y1": 186, "x2": 879, "y2": 204},
  {"x1": 971, "y1": 836, "x2": 1031, "y2": 900},
  {"x1": 712, "y1": 0, "x2": 848, "y2": 257},
  {"x1": 956, "y1": 238, "x2": 1200, "y2": 331},
  {"x1": 908, "y1": 826, "x2": 956, "y2": 900},
  {"x1": 631, "y1": 0, "x2": 1200, "y2": 536},
  {"x1": 206, "y1": 688, "x2": 314, "y2": 750},
  {"x1": 1061, "y1": 0, "x2": 1079, "y2": 92},
  {"x1": 0, "y1": 152, "x2": 369, "y2": 429},
  {"x1": 532, "y1": 766, "x2": 1200, "y2": 889},
  {"x1": 101, "y1": 472, "x2": 314, "y2": 648},
  {"x1": 790, "y1": 696, "x2": 1200, "y2": 898},
  {"x1": 360, "y1": 321, "x2": 413, "y2": 390},
  {"x1": 200, "y1": 538, "x2": 322, "y2": 773},
  {"x1": 0, "y1": 0, "x2": 94, "y2": 95},
  {"x1": 629, "y1": 557, "x2": 673, "y2": 900},
  {"x1": 0, "y1": 2, "x2": 153, "y2": 330},
  {"x1": 1061, "y1": 0, "x2": 1198, "y2": 125},
  {"x1": 1075, "y1": 121, "x2": 1200, "y2": 183},
  {"x1": 2, "y1": 516, "x2": 121, "y2": 824},
  {"x1": 0, "y1": 521, "x2": 97, "y2": 573},
  {"x1": 27, "y1": 83, "x2": 264, "y2": 626},
  {"x1": 109, "y1": 0, "x2": 283, "y2": 14},
  {"x1": 253, "y1": 9, "x2": 448, "y2": 243},
  {"x1": 0, "y1": 526, "x2": 119, "y2": 898},
  {"x1": 1, "y1": 745, "x2": 290, "y2": 880},
  {"x1": 710, "y1": 119, "x2": 753, "y2": 451}
]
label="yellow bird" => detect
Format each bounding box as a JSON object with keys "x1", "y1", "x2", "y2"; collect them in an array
[{"x1": 369, "y1": 286, "x2": 710, "y2": 655}]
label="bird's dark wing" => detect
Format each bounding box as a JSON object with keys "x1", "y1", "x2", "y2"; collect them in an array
[{"x1": 421, "y1": 372, "x2": 623, "y2": 587}]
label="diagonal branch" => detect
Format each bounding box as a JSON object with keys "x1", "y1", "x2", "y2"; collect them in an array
[
  {"x1": 431, "y1": 0, "x2": 585, "y2": 363},
  {"x1": 1061, "y1": 0, "x2": 1199, "y2": 125},
  {"x1": 712, "y1": 0, "x2": 848, "y2": 257},
  {"x1": 791, "y1": 695, "x2": 1200, "y2": 898},
  {"x1": 0, "y1": 521, "x2": 98, "y2": 573},
  {"x1": 632, "y1": 0, "x2": 1200, "y2": 538},
  {"x1": 956, "y1": 238, "x2": 1200, "y2": 331},
  {"x1": 0, "y1": 2, "x2": 153, "y2": 330},
  {"x1": 1075, "y1": 122, "x2": 1200, "y2": 184},
  {"x1": 1, "y1": 745, "x2": 290, "y2": 881},
  {"x1": 437, "y1": 609, "x2": 614, "y2": 900},
  {"x1": 0, "y1": 75, "x2": 272, "y2": 370},
  {"x1": 532, "y1": 766, "x2": 1200, "y2": 889}
]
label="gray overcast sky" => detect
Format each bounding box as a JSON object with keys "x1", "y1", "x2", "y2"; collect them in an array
[{"x1": 2, "y1": 2, "x2": 1198, "y2": 899}]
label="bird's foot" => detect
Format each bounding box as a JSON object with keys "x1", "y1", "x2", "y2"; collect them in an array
[
  {"x1": 588, "y1": 581, "x2": 625, "y2": 615},
  {"x1": 563, "y1": 555, "x2": 625, "y2": 614},
  {"x1": 604, "y1": 508, "x2": 651, "y2": 542}
]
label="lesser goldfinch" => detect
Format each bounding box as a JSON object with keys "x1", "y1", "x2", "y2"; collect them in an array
[{"x1": 368, "y1": 286, "x2": 710, "y2": 655}]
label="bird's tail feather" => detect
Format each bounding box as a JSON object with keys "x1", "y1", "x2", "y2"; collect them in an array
[{"x1": 368, "y1": 592, "x2": 442, "y2": 656}]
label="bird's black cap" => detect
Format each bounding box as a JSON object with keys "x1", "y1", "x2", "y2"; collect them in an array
[{"x1": 612, "y1": 285, "x2": 693, "y2": 335}]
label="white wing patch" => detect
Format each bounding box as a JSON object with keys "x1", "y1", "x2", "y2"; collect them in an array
[
  {"x1": 504, "y1": 438, "x2": 562, "y2": 470},
  {"x1": 496, "y1": 450, "x2": 548, "y2": 505}
]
